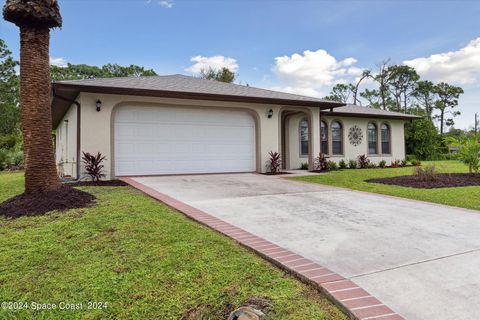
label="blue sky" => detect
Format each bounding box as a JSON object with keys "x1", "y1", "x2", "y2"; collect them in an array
[{"x1": 1, "y1": 0, "x2": 479, "y2": 129}]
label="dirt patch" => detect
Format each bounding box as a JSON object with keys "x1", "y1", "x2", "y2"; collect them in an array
[
  {"x1": 67, "y1": 180, "x2": 127, "y2": 187},
  {"x1": 366, "y1": 173, "x2": 480, "y2": 189},
  {"x1": 0, "y1": 186, "x2": 95, "y2": 218}
]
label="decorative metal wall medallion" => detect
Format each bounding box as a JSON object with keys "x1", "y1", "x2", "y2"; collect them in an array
[{"x1": 348, "y1": 125, "x2": 363, "y2": 146}]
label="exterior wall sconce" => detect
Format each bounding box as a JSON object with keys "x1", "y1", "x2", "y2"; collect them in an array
[
  {"x1": 96, "y1": 99, "x2": 102, "y2": 112},
  {"x1": 267, "y1": 109, "x2": 273, "y2": 118}
]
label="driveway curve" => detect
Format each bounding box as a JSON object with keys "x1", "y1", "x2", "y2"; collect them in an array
[{"x1": 132, "y1": 173, "x2": 480, "y2": 320}]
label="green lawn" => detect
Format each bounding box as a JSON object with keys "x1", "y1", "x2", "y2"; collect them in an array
[
  {"x1": 0, "y1": 172, "x2": 346, "y2": 320},
  {"x1": 292, "y1": 160, "x2": 480, "y2": 211}
]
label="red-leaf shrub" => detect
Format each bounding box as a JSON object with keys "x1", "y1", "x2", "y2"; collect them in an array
[
  {"x1": 267, "y1": 151, "x2": 282, "y2": 174},
  {"x1": 357, "y1": 154, "x2": 370, "y2": 169},
  {"x1": 82, "y1": 152, "x2": 106, "y2": 182}
]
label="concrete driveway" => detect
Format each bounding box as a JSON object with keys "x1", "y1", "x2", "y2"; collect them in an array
[{"x1": 132, "y1": 173, "x2": 480, "y2": 320}]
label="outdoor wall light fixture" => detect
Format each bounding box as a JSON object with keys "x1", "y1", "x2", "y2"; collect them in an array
[
  {"x1": 267, "y1": 109, "x2": 273, "y2": 118},
  {"x1": 96, "y1": 99, "x2": 102, "y2": 112}
]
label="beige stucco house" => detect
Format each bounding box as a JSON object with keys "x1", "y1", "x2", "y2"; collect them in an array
[{"x1": 51, "y1": 75, "x2": 419, "y2": 180}]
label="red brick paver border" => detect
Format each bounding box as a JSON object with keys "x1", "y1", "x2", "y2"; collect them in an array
[{"x1": 121, "y1": 177, "x2": 405, "y2": 320}]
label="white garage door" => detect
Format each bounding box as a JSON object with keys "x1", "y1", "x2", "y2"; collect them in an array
[{"x1": 114, "y1": 105, "x2": 256, "y2": 176}]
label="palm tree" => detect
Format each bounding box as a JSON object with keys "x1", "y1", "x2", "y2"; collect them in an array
[{"x1": 3, "y1": 0, "x2": 62, "y2": 193}]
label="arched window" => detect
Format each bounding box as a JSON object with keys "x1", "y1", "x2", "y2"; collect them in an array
[
  {"x1": 299, "y1": 119, "x2": 309, "y2": 156},
  {"x1": 367, "y1": 122, "x2": 378, "y2": 154},
  {"x1": 331, "y1": 121, "x2": 343, "y2": 155},
  {"x1": 381, "y1": 123, "x2": 391, "y2": 154},
  {"x1": 320, "y1": 120, "x2": 328, "y2": 155}
]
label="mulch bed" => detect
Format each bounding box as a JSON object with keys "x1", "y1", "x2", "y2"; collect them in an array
[
  {"x1": 0, "y1": 186, "x2": 95, "y2": 218},
  {"x1": 366, "y1": 173, "x2": 480, "y2": 189},
  {"x1": 262, "y1": 172, "x2": 291, "y2": 175},
  {"x1": 67, "y1": 180, "x2": 128, "y2": 187}
]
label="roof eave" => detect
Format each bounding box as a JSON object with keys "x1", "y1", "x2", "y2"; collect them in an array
[
  {"x1": 320, "y1": 111, "x2": 422, "y2": 120},
  {"x1": 52, "y1": 83, "x2": 345, "y2": 109}
]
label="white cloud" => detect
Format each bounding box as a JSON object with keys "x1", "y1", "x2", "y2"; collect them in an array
[
  {"x1": 146, "y1": 0, "x2": 174, "y2": 8},
  {"x1": 269, "y1": 86, "x2": 323, "y2": 98},
  {"x1": 273, "y1": 49, "x2": 361, "y2": 88},
  {"x1": 186, "y1": 55, "x2": 239, "y2": 74},
  {"x1": 159, "y1": 0, "x2": 173, "y2": 8},
  {"x1": 50, "y1": 57, "x2": 67, "y2": 67},
  {"x1": 404, "y1": 37, "x2": 480, "y2": 85}
]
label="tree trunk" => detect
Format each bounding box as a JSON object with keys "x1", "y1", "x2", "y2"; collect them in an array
[
  {"x1": 439, "y1": 109, "x2": 445, "y2": 135},
  {"x1": 20, "y1": 27, "x2": 60, "y2": 193}
]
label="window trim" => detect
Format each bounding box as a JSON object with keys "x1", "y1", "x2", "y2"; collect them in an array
[
  {"x1": 330, "y1": 119, "x2": 344, "y2": 156},
  {"x1": 299, "y1": 117, "x2": 309, "y2": 157},
  {"x1": 367, "y1": 122, "x2": 379, "y2": 155},
  {"x1": 380, "y1": 122, "x2": 392, "y2": 156},
  {"x1": 320, "y1": 120, "x2": 329, "y2": 155}
]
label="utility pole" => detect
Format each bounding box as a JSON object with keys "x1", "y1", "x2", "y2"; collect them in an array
[{"x1": 475, "y1": 113, "x2": 478, "y2": 135}]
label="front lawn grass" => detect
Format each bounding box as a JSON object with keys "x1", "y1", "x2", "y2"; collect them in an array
[
  {"x1": 0, "y1": 172, "x2": 346, "y2": 320},
  {"x1": 292, "y1": 160, "x2": 480, "y2": 211}
]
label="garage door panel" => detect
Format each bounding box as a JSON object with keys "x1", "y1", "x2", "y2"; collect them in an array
[{"x1": 114, "y1": 106, "x2": 256, "y2": 176}]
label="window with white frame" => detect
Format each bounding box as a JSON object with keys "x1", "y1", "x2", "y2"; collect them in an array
[{"x1": 320, "y1": 120, "x2": 328, "y2": 155}]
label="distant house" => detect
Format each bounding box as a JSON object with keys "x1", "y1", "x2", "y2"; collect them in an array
[{"x1": 51, "y1": 75, "x2": 419, "y2": 179}]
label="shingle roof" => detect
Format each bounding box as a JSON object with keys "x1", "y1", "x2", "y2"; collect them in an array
[
  {"x1": 321, "y1": 104, "x2": 422, "y2": 120},
  {"x1": 54, "y1": 74, "x2": 341, "y2": 106}
]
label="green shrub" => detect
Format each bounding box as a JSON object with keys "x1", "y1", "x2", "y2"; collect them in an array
[
  {"x1": 348, "y1": 159, "x2": 357, "y2": 169},
  {"x1": 405, "y1": 154, "x2": 416, "y2": 162},
  {"x1": 5, "y1": 149, "x2": 23, "y2": 168},
  {"x1": 0, "y1": 148, "x2": 8, "y2": 170},
  {"x1": 411, "y1": 159, "x2": 421, "y2": 166},
  {"x1": 338, "y1": 159, "x2": 347, "y2": 169},
  {"x1": 300, "y1": 162, "x2": 309, "y2": 170},
  {"x1": 401, "y1": 159, "x2": 407, "y2": 167},
  {"x1": 367, "y1": 162, "x2": 377, "y2": 169},
  {"x1": 378, "y1": 160, "x2": 386, "y2": 168},
  {"x1": 327, "y1": 161, "x2": 338, "y2": 171}
]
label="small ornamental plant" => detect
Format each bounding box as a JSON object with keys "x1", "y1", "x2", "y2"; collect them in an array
[
  {"x1": 338, "y1": 159, "x2": 347, "y2": 169},
  {"x1": 378, "y1": 160, "x2": 387, "y2": 168},
  {"x1": 327, "y1": 161, "x2": 338, "y2": 171},
  {"x1": 313, "y1": 153, "x2": 328, "y2": 171},
  {"x1": 348, "y1": 159, "x2": 357, "y2": 169},
  {"x1": 82, "y1": 152, "x2": 106, "y2": 182},
  {"x1": 390, "y1": 159, "x2": 400, "y2": 168},
  {"x1": 357, "y1": 154, "x2": 370, "y2": 169},
  {"x1": 266, "y1": 151, "x2": 282, "y2": 174},
  {"x1": 414, "y1": 164, "x2": 438, "y2": 182}
]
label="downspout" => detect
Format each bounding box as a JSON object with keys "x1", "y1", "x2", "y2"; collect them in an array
[{"x1": 52, "y1": 85, "x2": 81, "y2": 180}]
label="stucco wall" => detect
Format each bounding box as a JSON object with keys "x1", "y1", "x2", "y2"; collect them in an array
[
  {"x1": 55, "y1": 103, "x2": 78, "y2": 178},
  {"x1": 285, "y1": 115, "x2": 406, "y2": 169},
  {"x1": 77, "y1": 93, "x2": 321, "y2": 179}
]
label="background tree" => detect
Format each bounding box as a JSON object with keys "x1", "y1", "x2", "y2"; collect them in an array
[
  {"x1": 324, "y1": 83, "x2": 352, "y2": 103},
  {"x1": 199, "y1": 67, "x2": 235, "y2": 83},
  {"x1": 51, "y1": 62, "x2": 157, "y2": 81},
  {"x1": 3, "y1": 0, "x2": 62, "y2": 193},
  {"x1": 413, "y1": 80, "x2": 436, "y2": 119},
  {"x1": 351, "y1": 70, "x2": 371, "y2": 105},
  {"x1": 0, "y1": 38, "x2": 19, "y2": 136},
  {"x1": 373, "y1": 60, "x2": 391, "y2": 110},
  {"x1": 386, "y1": 65, "x2": 419, "y2": 113},
  {"x1": 433, "y1": 82, "x2": 464, "y2": 135},
  {"x1": 405, "y1": 118, "x2": 442, "y2": 160}
]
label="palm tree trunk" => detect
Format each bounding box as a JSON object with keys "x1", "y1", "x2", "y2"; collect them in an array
[{"x1": 20, "y1": 26, "x2": 60, "y2": 193}]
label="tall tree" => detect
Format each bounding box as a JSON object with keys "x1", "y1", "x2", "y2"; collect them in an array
[
  {"x1": 433, "y1": 82, "x2": 464, "y2": 135},
  {"x1": 324, "y1": 83, "x2": 352, "y2": 103},
  {"x1": 386, "y1": 65, "x2": 419, "y2": 112},
  {"x1": 351, "y1": 70, "x2": 371, "y2": 105},
  {"x1": 0, "y1": 38, "x2": 19, "y2": 135},
  {"x1": 373, "y1": 60, "x2": 391, "y2": 110},
  {"x1": 3, "y1": 0, "x2": 62, "y2": 193},
  {"x1": 200, "y1": 67, "x2": 235, "y2": 83},
  {"x1": 412, "y1": 80, "x2": 436, "y2": 119}
]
